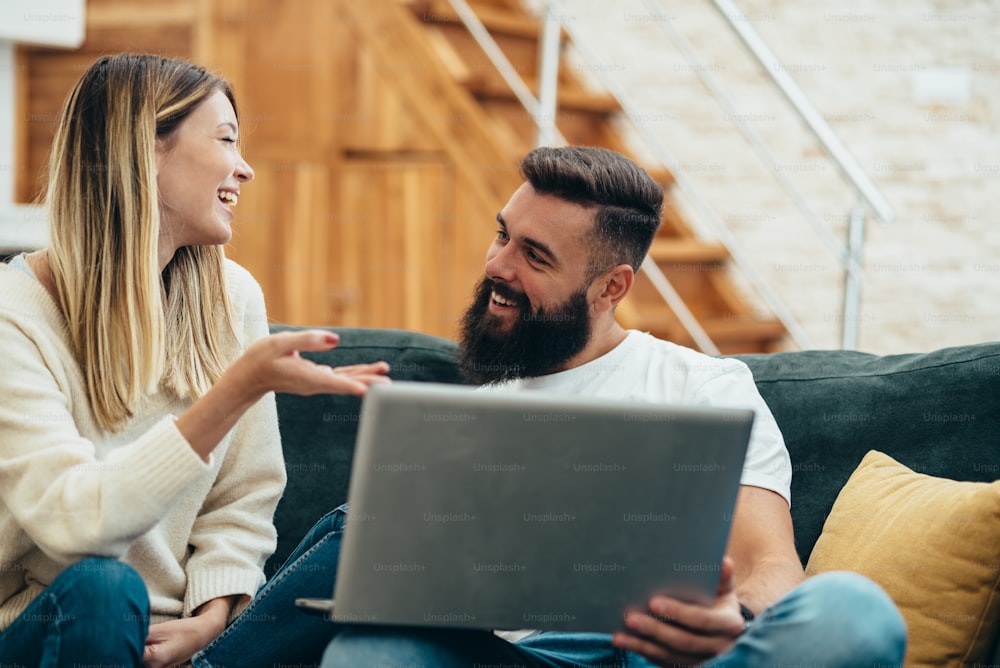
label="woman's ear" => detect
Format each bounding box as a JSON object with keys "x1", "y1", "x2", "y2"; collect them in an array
[
  {"x1": 590, "y1": 264, "x2": 634, "y2": 313},
  {"x1": 154, "y1": 134, "x2": 172, "y2": 175}
]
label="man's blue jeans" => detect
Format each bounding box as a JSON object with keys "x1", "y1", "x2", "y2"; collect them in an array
[
  {"x1": 192, "y1": 506, "x2": 349, "y2": 666},
  {"x1": 316, "y1": 499, "x2": 907, "y2": 667},
  {"x1": 205, "y1": 504, "x2": 906, "y2": 667},
  {"x1": 322, "y1": 571, "x2": 907, "y2": 667}
]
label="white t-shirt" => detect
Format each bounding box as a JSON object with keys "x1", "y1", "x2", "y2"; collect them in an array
[{"x1": 486, "y1": 329, "x2": 792, "y2": 505}]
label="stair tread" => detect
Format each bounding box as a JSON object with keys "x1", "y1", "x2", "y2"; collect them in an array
[
  {"x1": 408, "y1": 0, "x2": 562, "y2": 40},
  {"x1": 634, "y1": 315, "x2": 787, "y2": 341},
  {"x1": 647, "y1": 238, "x2": 729, "y2": 264},
  {"x1": 644, "y1": 167, "x2": 676, "y2": 188},
  {"x1": 463, "y1": 78, "x2": 621, "y2": 114},
  {"x1": 700, "y1": 316, "x2": 788, "y2": 340}
]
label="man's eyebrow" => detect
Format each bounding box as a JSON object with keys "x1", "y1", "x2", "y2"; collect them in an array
[{"x1": 495, "y1": 212, "x2": 557, "y2": 264}]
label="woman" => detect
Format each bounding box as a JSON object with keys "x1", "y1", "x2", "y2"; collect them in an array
[{"x1": 0, "y1": 53, "x2": 388, "y2": 666}]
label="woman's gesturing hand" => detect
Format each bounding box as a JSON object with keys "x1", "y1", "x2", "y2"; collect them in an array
[
  {"x1": 237, "y1": 330, "x2": 391, "y2": 398},
  {"x1": 177, "y1": 330, "x2": 390, "y2": 461}
]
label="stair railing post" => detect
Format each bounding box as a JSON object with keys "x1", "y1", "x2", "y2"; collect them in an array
[
  {"x1": 841, "y1": 202, "x2": 867, "y2": 350},
  {"x1": 536, "y1": 1, "x2": 562, "y2": 147},
  {"x1": 445, "y1": 0, "x2": 566, "y2": 145}
]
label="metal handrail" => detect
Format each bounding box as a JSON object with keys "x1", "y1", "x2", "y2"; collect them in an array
[
  {"x1": 535, "y1": 3, "x2": 562, "y2": 147},
  {"x1": 549, "y1": 2, "x2": 814, "y2": 349},
  {"x1": 649, "y1": 0, "x2": 895, "y2": 348},
  {"x1": 562, "y1": 26, "x2": 814, "y2": 349},
  {"x1": 641, "y1": 0, "x2": 862, "y2": 283},
  {"x1": 446, "y1": 0, "x2": 566, "y2": 146},
  {"x1": 641, "y1": 257, "x2": 721, "y2": 354},
  {"x1": 711, "y1": 0, "x2": 895, "y2": 223}
]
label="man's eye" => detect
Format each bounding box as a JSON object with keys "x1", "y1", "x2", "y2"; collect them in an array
[{"x1": 496, "y1": 229, "x2": 508, "y2": 240}]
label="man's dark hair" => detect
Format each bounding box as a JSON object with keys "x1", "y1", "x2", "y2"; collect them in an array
[{"x1": 519, "y1": 146, "x2": 664, "y2": 278}]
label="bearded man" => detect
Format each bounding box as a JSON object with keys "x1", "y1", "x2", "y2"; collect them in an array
[{"x1": 322, "y1": 146, "x2": 906, "y2": 668}]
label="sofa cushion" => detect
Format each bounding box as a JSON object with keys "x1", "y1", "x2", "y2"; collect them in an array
[
  {"x1": 805, "y1": 450, "x2": 1000, "y2": 667},
  {"x1": 267, "y1": 326, "x2": 464, "y2": 574},
  {"x1": 736, "y1": 342, "x2": 1000, "y2": 563}
]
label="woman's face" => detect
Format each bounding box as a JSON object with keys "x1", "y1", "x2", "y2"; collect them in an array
[{"x1": 156, "y1": 89, "x2": 254, "y2": 267}]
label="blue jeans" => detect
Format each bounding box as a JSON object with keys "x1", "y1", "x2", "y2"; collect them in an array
[
  {"x1": 0, "y1": 557, "x2": 149, "y2": 666},
  {"x1": 321, "y1": 571, "x2": 907, "y2": 667},
  {"x1": 192, "y1": 506, "x2": 349, "y2": 666},
  {"x1": 0, "y1": 509, "x2": 344, "y2": 667}
]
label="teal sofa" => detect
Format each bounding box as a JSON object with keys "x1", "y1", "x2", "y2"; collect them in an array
[{"x1": 268, "y1": 325, "x2": 1000, "y2": 663}]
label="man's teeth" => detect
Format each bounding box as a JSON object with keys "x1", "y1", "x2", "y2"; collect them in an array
[
  {"x1": 492, "y1": 291, "x2": 516, "y2": 307},
  {"x1": 217, "y1": 190, "x2": 238, "y2": 206}
]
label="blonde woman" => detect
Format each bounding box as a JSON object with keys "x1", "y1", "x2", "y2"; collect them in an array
[{"x1": 0, "y1": 53, "x2": 389, "y2": 666}]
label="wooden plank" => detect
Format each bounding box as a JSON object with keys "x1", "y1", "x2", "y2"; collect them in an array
[
  {"x1": 86, "y1": 1, "x2": 196, "y2": 28},
  {"x1": 409, "y1": 0, "x2": 559, "y2": 41},
  {"x1": 17, "y1": 13, "x2": 194, "y2": 202},
  {"x1": 466, "y1": 78, "x2": 621, "y2": 115},
  {"x1": 335, "y1": 0, "x2": 518, "y2": 209},
  {"x1": 331, "y1": 164, "x2": 366, "y2": 327},
  {"x1": 334, "y1": 157, "x2": 456, "y2": 335},
  {"x1": 14, "y1": 47, "x2": 34, "y2": 204},
  {"x1": 226, "y1": 161, "x2": 280, "y2": 320},
  {"x1": 647, "y1": 239, "x2": 729, "y2": 265}
]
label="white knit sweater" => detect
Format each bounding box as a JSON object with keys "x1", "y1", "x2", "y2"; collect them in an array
[{"x1": 0, "y1": 259, "x2": 286, "y2": 630}]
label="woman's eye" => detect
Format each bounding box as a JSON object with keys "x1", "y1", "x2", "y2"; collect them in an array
[{"x1": 221, "y1": 137, "x2": 237, "y2": 143}]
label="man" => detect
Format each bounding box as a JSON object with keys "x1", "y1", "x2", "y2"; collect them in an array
[{"x1": 323, "y1": 146, "x2": 906, "y2": 667}]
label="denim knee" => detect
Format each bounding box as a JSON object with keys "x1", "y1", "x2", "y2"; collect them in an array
[
  {"x1": 323, "y1": 626, "x2": 496, "y2": 668},
  {"x1": 797, "y1": 571, "x2": 907, "y2": 663},
  {"x1": 59, "y1": 557, "x2": 150, "y2": 636}
]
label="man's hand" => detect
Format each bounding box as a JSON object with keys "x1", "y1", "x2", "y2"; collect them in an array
[{"x1": 611, "y1": 556, "x2": 746, "y2": 666}]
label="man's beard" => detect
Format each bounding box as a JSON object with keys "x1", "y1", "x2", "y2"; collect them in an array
[{"x1": 458, "y1": 278, "x2": 592, "y2": 385}]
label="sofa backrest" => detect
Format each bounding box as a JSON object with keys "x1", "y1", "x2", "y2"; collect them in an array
[
  {"x1": 735, "y1": 343, "x2": 1000, "y2": 562},
  {"x1": 268, "y1": 325, "x2": 1000, "y2": 571}
]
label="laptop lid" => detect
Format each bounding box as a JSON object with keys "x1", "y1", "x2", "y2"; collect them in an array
[{"x1": 330, "y1": 381, "x2": 753, "y2": 633}]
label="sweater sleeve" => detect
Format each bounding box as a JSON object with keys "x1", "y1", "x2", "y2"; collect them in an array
[
  {"x1": 0, "y1": 319, "x2": 210, "y2": 564},
  {"x1": 182, "y1": 262, "x2": 287, "y2": 616}
]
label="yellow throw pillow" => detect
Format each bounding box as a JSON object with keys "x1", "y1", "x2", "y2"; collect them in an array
[{"x1": 805, "y1": 450, "x2": 1000, "y2": 667}]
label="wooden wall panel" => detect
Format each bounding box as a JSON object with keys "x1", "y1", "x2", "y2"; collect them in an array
[
  {"x1": 225, "y1": 159, "x2": 335, "y2": 327},
  {"x1": 15, "y1": 0, "x2": 523, "y2": 341},
  {"x1": 17, "y1": 21, "x2": 194, "y2": 202},
  {"x1": 332, "y1": 158, "x2": 457, "y2": 336}
]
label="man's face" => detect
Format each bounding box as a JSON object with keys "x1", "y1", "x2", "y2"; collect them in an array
[{"x1": 458, "y1": 183, "x2": 599, "y2": 384}]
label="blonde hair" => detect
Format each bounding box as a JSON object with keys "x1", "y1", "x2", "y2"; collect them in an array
[{"x1": 46, "y1": 53, "x2": 238, "y2": 432}]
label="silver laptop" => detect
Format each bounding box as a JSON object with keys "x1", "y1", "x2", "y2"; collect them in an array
[{"x1": 299, "y1": 381, "x2": 753, "y2": 633}]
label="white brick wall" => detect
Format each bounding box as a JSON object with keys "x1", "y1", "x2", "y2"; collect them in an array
[{"x1": 550, "y1": 0, "x2": 1000, "y2": 353}]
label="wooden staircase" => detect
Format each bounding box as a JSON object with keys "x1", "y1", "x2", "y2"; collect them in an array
[
  {"x1": 14, "y1": 0, "x2": 787, "y2": 353},
  {"x1": 404, "y1": 0, "x2": 788, "y2": 353}
]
